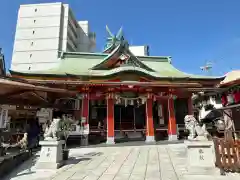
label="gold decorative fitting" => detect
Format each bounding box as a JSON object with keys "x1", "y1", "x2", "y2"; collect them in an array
[
  {"x1": 82, "y1": 87, "x2": 89, "y2": 91},
  {"x1": 107, "y1": 93, "x2": 114, "y2": 99},
  {"x1": 108, "y1": 88, "x2": 114, "y2": 92}
]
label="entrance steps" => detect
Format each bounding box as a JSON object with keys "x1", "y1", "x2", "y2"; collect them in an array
[
  {"x1": 127, "y1": 132, "x2": 143, "y2": 139},
  {"x1": 115, "y1": 131, "x2": 144, "y2": 140}
]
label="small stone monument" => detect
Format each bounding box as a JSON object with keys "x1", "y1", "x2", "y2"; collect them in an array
[
  {"x1": 36, "y1": 118, "x2": 65, "y2": 169},
  {"x1": 184, "y1": 140, "x2": 217, "y2": 175},
  {"x1": 184, "y1": 115, "x2": 218, "y2": 175}
]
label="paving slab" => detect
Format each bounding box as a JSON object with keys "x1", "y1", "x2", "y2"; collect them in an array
[
  {"x1": 3, "y1": 142, "x2": 240, "y2": 180},
  {"x1": 114, "y1": 173, "x2": 130, "y2": 180}
]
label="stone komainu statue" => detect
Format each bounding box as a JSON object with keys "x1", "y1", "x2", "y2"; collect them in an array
[
  {"x1": 44, "y1": 118, "x2": 61, "y2": 140},
  {"x1": 184, "y1": 115, "x2": 209, "y2": 140}
]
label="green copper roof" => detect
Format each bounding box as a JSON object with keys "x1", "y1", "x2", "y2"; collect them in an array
[{"x1": 10, "y1": 51, "x2": 222, "y2": 80}]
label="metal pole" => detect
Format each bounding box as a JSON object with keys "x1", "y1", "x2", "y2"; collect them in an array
[
  {"x1": 119, "y1": 106, "x2": 122, "y2": 131},
  {"x1": 133, "y1": 106, "x2": 136, "y2": 131}
]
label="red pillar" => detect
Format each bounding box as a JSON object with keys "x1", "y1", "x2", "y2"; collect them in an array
[
  {"x1": 80, "y1": 93, "x2": 89, "y2": 145},
  {"x1": 145, "y1": 93, "x2": 155, "y2": 142},
  {"x1": 168, "y1": 98, "x2": 177, "y2": 141},
  {"x1": 81, "y1": 94, "x2": 89, "y2": 125},
  {"x1": 188, "y1": 97, "x2": 193, "y2": 115},
  {"x1": 106, "y1": 93, "x2": 115, "y2": 144}
]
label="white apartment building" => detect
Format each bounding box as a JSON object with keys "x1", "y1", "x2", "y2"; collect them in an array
[
  {"x1": 129, "y1": 45, "x2": 150, "y2": 56},
  {"x1": 11, "y1": 2, "x2": 96, "y2": 71}
]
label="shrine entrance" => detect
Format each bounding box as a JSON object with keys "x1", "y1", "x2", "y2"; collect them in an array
[
  {"x1": 114, "y1": 104, "x2": 146, "y2": 131},
  {"x1": 114, "y1": 104, "x2": 146, "y2": 141}
]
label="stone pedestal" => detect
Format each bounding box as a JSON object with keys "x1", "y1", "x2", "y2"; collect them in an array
[
  {"x1": 106, "y1": 137, "x2": 115, "y2": 145},
  {"x1": 80, "y1": 135, "x2": 88, "y2": 146},
  {"x1": 184, "y1": 140, "x2": 218, "y2": 175},
  {"x1": 36, "y1": 140, "x2": 65, "y2": 169},
  {"x1": 168, "y1": 134, "x2": 178, "y2": 141},
  {"x1": 145, "y1": 136, "x2": 156, "y2": 143}
]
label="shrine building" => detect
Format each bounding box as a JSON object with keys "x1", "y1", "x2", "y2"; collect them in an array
[{"x1": 10, "y1": 27, "x2": 223, "y2": 144}]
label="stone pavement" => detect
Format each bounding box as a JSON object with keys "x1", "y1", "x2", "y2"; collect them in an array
[{"x1": 3, "y1": 143, "x2": 240, "y2": 180}]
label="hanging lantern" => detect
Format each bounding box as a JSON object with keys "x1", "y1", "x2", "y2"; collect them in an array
[
  {"x1": 141, "y1": 97, "x2": 146, "y2": 104},
  {"x1": 119, "y1": 98, "x2": 122, "y2": 104},
  {"x1": 137, "y1": 99, "x2": 140, "y2": 107},
  {"x1": 130, "y1": 99, "x2": 134, "y2": 105},
  {"x1": 153, "y1": 95, "x2": 156, "y2": 101},
  {"x1": 227, "y1": 94, "x2": 234, "y2": 105},
  {"x1": 233, "y1": 90, "x2": 240, "y2": 104},
  {"x1": 115, "y1": 94, "x2": 119, "y2": 100},
  {"x1": 117, "y1": 98, "x2": 121, "y2": 104},
  {"x1": 147, "y1": 93, "x2": 153, "y2": 99},
  {"x1": 221, "y1": 95, "x2": 227, "y2": 106},
  {"x1": 125, "y1": 99, "x2": 128, "y2": 107}
]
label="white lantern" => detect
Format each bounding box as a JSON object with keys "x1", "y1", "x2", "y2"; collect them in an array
[
  {"x1": 227, "y1": 94, "x2": 234, "y2": 104},
  {"x1": 130, "y1": 100, "x2": 134, "y2": 105},
  {"x1": 125, "y1": 99, "x2": 128, "y2": 107}
]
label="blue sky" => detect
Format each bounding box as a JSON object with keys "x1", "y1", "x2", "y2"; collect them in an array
[{"x1": 0, "y1": 0, "x2": 240, "y2": 76}]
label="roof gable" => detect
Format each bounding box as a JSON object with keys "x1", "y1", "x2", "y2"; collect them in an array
[{"x1": 91, "y1": 43, "x2": 154, "y2": 71}]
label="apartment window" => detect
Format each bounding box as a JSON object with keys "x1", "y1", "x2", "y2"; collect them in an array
[
  {"x1": 35, "y1": 8, "x2": 37, "y2": 12},
  {"x1": 32, "y1": 30, "x2": 35, "y2": 34},
  {"x1": 31, "y1": 42, "x2": 34, "y2": 46},
  {"x1": 29, "y1": 54, "x2": 32, "y2": 58},
  {"x1": 33, "y1": 20, "x2": 36, "y2": 23}
]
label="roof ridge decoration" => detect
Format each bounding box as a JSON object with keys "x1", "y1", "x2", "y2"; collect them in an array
[
  {"x1": 104, "y1": 25, "x2": 126, "y2": 53},
  {"x1": 91, "y1": 28, "x2": 155, "y2": 72}
]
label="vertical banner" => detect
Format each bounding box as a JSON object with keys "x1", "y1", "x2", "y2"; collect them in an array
[{"x1": 0, "y1": 108, "x2": 8, "y2": 129}]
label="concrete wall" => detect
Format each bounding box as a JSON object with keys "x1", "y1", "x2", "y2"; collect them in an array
[{"x1": 77, "y1": 21, "x2": 96, "y2": 52}]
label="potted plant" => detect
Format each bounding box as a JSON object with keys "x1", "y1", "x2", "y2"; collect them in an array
[{"x1": 60, "y1": 116, "x2": 72, "y2": 160}]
